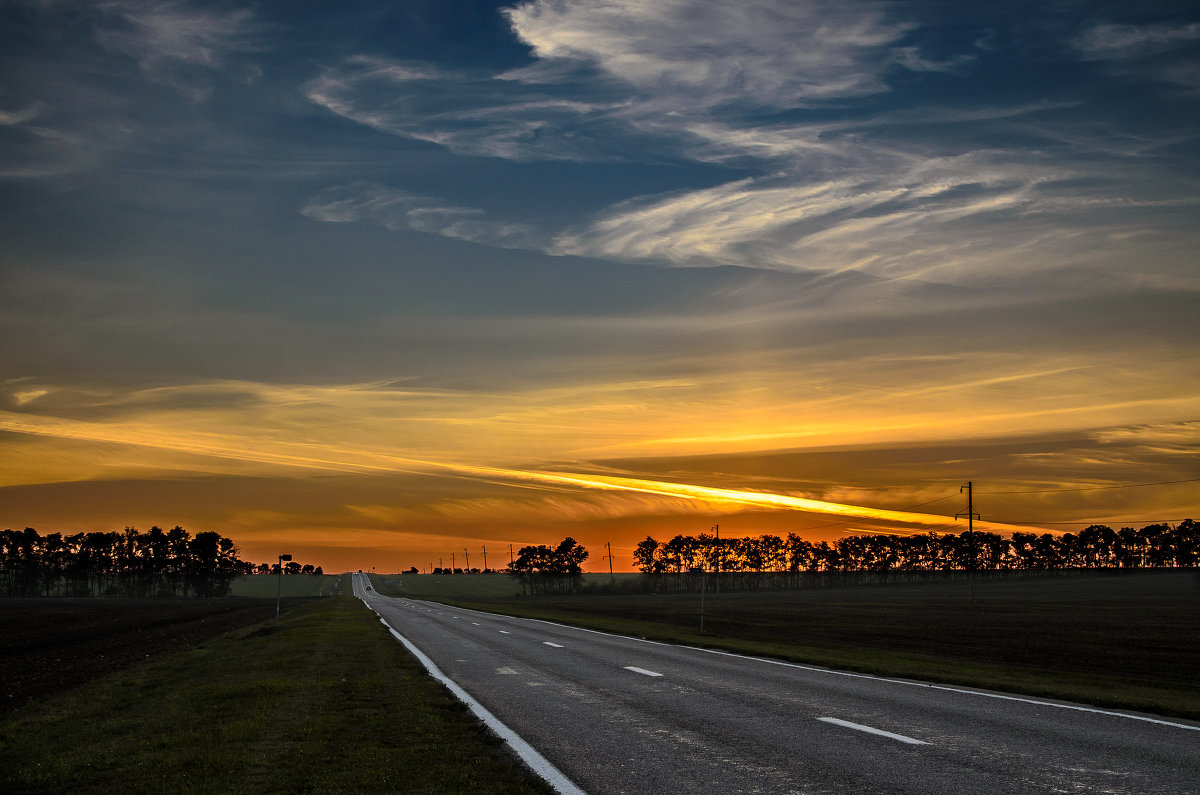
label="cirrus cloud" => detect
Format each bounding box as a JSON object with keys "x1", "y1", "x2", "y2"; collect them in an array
[{"x1": 302, "y1": 0, "x2": 1200, "y2": 289}]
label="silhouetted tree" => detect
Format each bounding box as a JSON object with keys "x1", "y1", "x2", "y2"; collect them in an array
[
  {"x1": 0, "y1": 525, "x2": 252, "y2": 597},
  {"x1": 508, "y1": 538, "x2": 590, "y2": 594},
  {"x1": 634, "y1": 536, "x2": 661, "y2": 574},
  {"x1": 626, "y1": 519, "x2": 1199, "y2": 592}
]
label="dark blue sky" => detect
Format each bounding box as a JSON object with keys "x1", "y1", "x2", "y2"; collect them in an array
[{"x1": 1, "y1": 0, "x2": 1197, "y2": 568}]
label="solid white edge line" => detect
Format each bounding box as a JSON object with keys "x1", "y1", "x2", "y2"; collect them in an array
[
  {"x1": 688, "y1": 645, "x2": 1200, "y2": 733},
  {"x1": 361, "y1": 583, "x2": 1200, "y2": 734},
  {"x1": 502, "y1": 613, "x2": 1200, "y2": 734},
  {"x1": 354, "y1": 596, "x2": 585, "y2": 795},
  {"x1": 818, "y1": 717, "x2": 928, "y2": 745}
]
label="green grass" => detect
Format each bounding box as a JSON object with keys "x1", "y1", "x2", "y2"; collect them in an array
[
  {"x1": 371, "y1": 570, "x2": 1200, "y2": 720},
  {"x1": 228, "y1": 573, "x2": 342, "y2": 598},
  {"x1": 0, "y1": 577, "x2": 552, "y2": 794}
]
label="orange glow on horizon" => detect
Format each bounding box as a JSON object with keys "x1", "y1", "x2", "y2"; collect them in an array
[
  {"x1": 0, "y1": 408, "x2": 1041, "y2": 538},
  {"x1": 5, "y1": 382, "x2": 1195, "y2": 573}
]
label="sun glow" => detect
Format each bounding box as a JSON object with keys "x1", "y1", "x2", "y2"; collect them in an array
[{"x1": 0, "y1": 407, "x2": 1037, "y2": 536}]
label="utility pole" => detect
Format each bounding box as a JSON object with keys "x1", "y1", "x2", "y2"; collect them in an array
[
  {"x1": 276, "y1": 554, "x2": 291, "y2": 625},
  {"x1": 451, "y1": 552, "x2": 455, "y2": 572},
  {"x1": 714, "y1": 524, "x2": 721, "y2": 601},
  {"x1": 957, "y1": 482, "x2": 979, "y2": 603},
  {"x1": 464, "y1": 547, "x2": 470, "y2": 572},
  {"x1": 482, "y1": 545, "x2": 487, "y2": 572},
  {"x1": 509, "y1": 544, "x2": 514, "y2": 568}
]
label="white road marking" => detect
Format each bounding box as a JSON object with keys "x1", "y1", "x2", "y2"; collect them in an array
[
  {"x1": 818, "y1": 717, "x2": 928, "y2": 745},
  {"x1": 506, "y1": 612, "x2": 1200, "y2": 734},
  {"x1": 625, "y1": 666, "x2": 663, "y2": 677},
  {"x1": 499, "y1": 630, "x2": 511, "y2": 634},
  {"x1": 472, "y1": 622, "x2": 481, "y2": 626},
  {"x1": 373, "y1": 616, "x2": 585, "y2": 795},
  {"x1": 370, "y1": 584, "x2": 1200, "y2": 735},
  {"x1": 543, "y1": 642, "x2": 564, "y2": 648}
]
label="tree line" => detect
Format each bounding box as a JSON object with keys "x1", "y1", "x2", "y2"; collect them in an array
[
  {"x1": 508, "y1": 537, "x2": 589, "y2": 594},
  {"x1": 0, "y1": 526, "x2": 322, "y2": 597},
  {"x1": 634, "y1": 520, "x2": 1199, "y2": 590}
]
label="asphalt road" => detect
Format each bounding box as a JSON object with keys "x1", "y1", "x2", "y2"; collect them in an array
[{"x1": 353, "y1": 575, "x2": 1199, "y2": 794}]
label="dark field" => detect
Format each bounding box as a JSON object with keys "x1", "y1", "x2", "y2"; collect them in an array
[
  {"x1": 374, "y1": 570, "x2": 1200, "y2": 719},
  {"x1": 0, "y1": 588, "x2": 551, "y2": 793},
  {"x1": 0, "y1": 597, "x2": 308, "y2": 714}
]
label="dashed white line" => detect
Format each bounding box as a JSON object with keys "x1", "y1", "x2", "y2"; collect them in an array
[
  {"x1": 543, "y1": 642, "x2": 564, "y2": 648},
  {"x1": 624, "y1": 666, "x2": 663, "y2": 677},
  {"x1": 367, "y1": 581, "x2": 1200, "y2": 737},
  {"x1": 499, "y1": 630, "x2": 511, "y2": 634},
  {"x1": 818, "y1": 717, "x2": 928, "y2": 745}
]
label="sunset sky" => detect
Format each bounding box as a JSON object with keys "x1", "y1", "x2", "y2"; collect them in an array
[{"x1": 2, "y1": 0, "x2": 1198, "y2": 573}]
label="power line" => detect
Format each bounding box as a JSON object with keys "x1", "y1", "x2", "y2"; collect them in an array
[
  {"x1": 982, "y1": 477, "x2": 1200, "y2": 496},
  {"x1": 902, "y1": 493, "x2": 961, "y2": 510},
  {"x1": 763, "y1": 476, "x2": 1194, "y2": 536},
  {"x1": 1001, "y1": 519, "x2": 1185, "y2": 526}
]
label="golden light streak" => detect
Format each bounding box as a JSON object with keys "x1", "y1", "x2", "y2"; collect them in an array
[
  {"x1": 423, "y1": 461, "x2": 1041, "y2": 535},
  {"x1": 0, "y1": 409, "x2": 1040, "y2": 535}
]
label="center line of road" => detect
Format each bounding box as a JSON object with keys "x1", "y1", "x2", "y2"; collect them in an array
[
  {"x1": 818, "y1": 717, "x2": 928, "y2": 745},
  {"x1": 624, "y1": 666, "x2": 663, "y2": 677},
  {"x1": 543, "y1": 642, "x2": 564, "y2": 648}
]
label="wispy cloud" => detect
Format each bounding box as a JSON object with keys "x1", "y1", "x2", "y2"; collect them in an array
[
  {"x1": 300, "y1": 1, "x2": 1200, "y2": 290},
  {"x1": 423, "y1": 491, "x2": 742, "y2": 523},
  {"x1": 503, "y1": 0, "x2": 912, "y2": 109},
  {"x1": 0, "y1": 121, "x2": 88, "y2": 178},
  {"x1": 1074, "y1": 21, "x2": 1200, "y2": 89},
  {"x1": 301, "y1": 182, "x2": 538, "y2": 249},
  {"x1": 306, "y1": 1, "x2": 919, "y2": 160},
  {"x1": 0, "y1": 105, "x2": 39, "y2": 126},
  {"x1": 94, "y1": 0, "x2": 262, "y2": 98},
  {"x1": 547, "y1": 148, "x2": 1199, "y2": 286},
  {"x1": 1074, "y1": 21, "x2": 1200, "y2": 60},
  {"x1": 1092, "y1": 421, "x2": 1200, "y2": 454},
  {"x1": 0, "y1": 398, "x2": 1037, "y2": 534},
  {"x1": 306, "y1": 55, "x2": 617, "y2": 161}
]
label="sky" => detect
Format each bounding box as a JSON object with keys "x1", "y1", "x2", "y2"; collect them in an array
[{"x1": 1, "y1": 0, "x2": 1198, "y2": 573}]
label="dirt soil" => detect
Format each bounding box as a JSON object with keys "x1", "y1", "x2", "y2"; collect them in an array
[{"x1": 0, "y1": 598, "x2": 308, "y2": 713}]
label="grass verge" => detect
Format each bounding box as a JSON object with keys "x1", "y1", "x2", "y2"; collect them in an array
[
  {"x1": 0, "y1": 582, "x2": 553, "y2": 794},
  {"x1": 228, "y1": 573, "x2": 341, "y2": 598},
  {"x1": 372, "y1": 570, "x2": 1200, "y2": 721}
]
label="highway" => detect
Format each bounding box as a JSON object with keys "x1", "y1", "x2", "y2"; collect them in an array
[{"x1": 352, "y1": 574, "x2": 1199, "y2": 794}]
